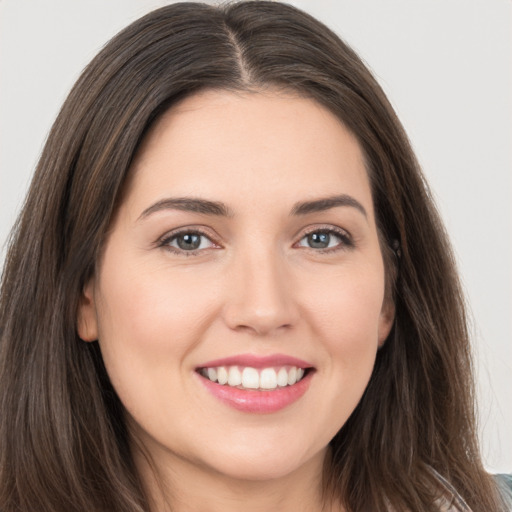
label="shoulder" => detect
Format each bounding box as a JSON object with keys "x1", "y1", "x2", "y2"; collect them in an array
[
  {"x1": 494, "y1": 474, "x2": 512, "y2": 510},
  {"x1": 429, "y1": 468, "x2": 512, "y2": 512}
]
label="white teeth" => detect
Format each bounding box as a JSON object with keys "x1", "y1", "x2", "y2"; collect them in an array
[
  {"x1": 277, "y1": 367, "x2": 288, "y2": 387},
  {"x1": 207, "y1": 367, "x2": 217, "y2": 382},
  {"x1": 260, "y1": 368, "x2": 277, "y2": 389},
  {"x1": 242, "y1": 367, "x2": 259, "y2": 389},
  {"x1": 217, "y1": 366, "x2": 228, "y2": 385},
  {"x1": 228, "y1": 366, "x2": 242, "y2": 387},
  {"x1": 287, "y1": 367, "x2": 297, "y2": 385},
  {"x1": 200, "y1": 365, "x2": 308, "y2": 390}
]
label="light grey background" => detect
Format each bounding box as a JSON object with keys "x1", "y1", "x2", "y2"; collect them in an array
[{"x1": 1, "y1": 0, "x2": 510, "y2": 472}]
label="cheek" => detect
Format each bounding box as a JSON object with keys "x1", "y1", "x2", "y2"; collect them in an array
[
  {"x1": 284, "y1": 260, "x2": 384, "y2": 443},
  {"x1": 93, "y1": 254, "x2": 223, "y2": 407},
  {"x1": 301, "y1": 262, "x2": 385, "y2": 345},
  {"x1": 93, "y1": 267, "x2": 222, "y2": 437},
  {"x1": 298, "y1": 264, "x2": 384, "y2": 416},
  {"x1": 97, "y1": 258, "x2": 218, "y2": 348}
]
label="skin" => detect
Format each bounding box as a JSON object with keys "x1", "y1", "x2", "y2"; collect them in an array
[{"x1": 78, "y1": 90, "x2": 394, "y2": 512}]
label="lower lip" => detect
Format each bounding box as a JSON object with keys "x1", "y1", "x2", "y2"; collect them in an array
[{"x1": 197, "y1": 371, "x2": 313, "y2": 413}]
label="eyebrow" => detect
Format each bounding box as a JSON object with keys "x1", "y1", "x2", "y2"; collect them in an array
[
  {"x1": 138, "y1": 193, "x2": 367, "y2": 220},
  {"x1": 138, "y1": 197, "x2": 234, "y2": 220},
  {"x1": 291, "y1": 194, "x2": 367, "y2": 218}
]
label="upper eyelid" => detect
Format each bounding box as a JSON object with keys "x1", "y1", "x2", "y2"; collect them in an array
[
  {"x1": 301, "y1": 225, "x2": 349, "y2": 235},
  {"x1": 157, "y1": 225, "x2": 219, "y2": 244},
  {"x1": 296, "y1": 224, "x2": 352, "y2": 241},
  {"x1": 159, "y1": 223, "x2": 350, "y2": 237}
]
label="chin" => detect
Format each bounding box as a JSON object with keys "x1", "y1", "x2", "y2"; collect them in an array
[{"x1": 201, "y1": 440, "x2": 327, "y2": 483}]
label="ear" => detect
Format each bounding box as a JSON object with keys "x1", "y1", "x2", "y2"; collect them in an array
[
  {"x1": 377, "y1": 298, "x2": 395, "y2": 347},
  {"x1": 77, "y1": 279, "x2": 98, "y2": 342}
]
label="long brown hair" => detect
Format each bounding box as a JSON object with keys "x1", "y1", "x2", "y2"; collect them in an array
[{"x1": 0, "y1": 2, "x2": 505, "y2": 511}]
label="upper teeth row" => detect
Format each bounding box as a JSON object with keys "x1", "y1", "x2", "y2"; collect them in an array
[{"x1": 200, "y1": 366, "x2": 306, "y2": 390}]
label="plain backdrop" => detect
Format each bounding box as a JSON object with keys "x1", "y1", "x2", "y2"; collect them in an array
[{"x1": 0, "y1": 0, "x2": 510, "y2": 472}]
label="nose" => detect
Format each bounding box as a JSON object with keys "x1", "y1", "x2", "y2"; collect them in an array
[{"x1": 222, "y1": 249, "x2": 299, "y2": 337}]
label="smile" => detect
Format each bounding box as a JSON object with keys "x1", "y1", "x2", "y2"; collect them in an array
[
  {"x1": 198, "y1": 365, "x2": 306, "y2": 390},
  {"x1": 195, "y1": 354, "x2": 315, "y2": 413}
]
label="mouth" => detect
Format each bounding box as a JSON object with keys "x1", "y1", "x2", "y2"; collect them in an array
[
  {"x1": 196, "y1": 365, "x2": 312, "y2": 391},
  {"x1": 195, "y1": 354, "x2": 315, "y2": 413}
]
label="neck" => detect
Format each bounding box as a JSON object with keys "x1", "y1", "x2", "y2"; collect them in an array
[{"x1": 133, "y1": 443, "x2": 340, "y2": 512}]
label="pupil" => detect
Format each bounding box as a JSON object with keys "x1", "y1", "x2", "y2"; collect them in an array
[
  {"x1": 308, "y1": 232, "x2": 330, "y2": 248},
  {"x1": 177, "y1": 234, "x2": 201, "y2": 250}
]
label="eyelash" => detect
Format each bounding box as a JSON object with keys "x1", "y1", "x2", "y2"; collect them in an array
[
  {"x1": 296, "y1": 226, "x2": 354, "y2": 253},
  {"x1": 157, "y1": 226, "x2": 354, "y2": 256},
  {"x1": 157, "y1": 229, "x2": 218, "y2": 257}
]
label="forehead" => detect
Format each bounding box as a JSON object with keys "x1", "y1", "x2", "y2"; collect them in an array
[{"x1": 125, "y1": 89, "x2": 374, "y2": 219}]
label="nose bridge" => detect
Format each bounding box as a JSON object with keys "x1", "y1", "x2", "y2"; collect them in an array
[{"x1": 223, "y1": 242, "x2": 297, "y2": 336}]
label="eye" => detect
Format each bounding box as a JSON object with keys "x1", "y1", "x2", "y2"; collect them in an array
[
  {"x1": 159, "y1": 230, "x2": 217, "y2": 254},
  {"x1": 297, "y1": 228, "x2": 352, "y2": 251}
]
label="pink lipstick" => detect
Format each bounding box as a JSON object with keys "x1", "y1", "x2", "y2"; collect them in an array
[{"x1": 195, "y1": 353, "x2": 314, "y2": 414}]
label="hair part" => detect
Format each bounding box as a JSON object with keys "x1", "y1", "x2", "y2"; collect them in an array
[{"x1": 0, "y1": 2, "x2": 506, "y2": 511}]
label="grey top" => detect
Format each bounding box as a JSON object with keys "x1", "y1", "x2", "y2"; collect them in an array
[
  {"x1": 434, "y1": 472, "x2": 512, "y2": 511},
  {"x1": 496, "y1": 474, "x2": 512, "y2": 510}
]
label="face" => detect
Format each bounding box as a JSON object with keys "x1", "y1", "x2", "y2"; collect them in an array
[{"x1": 78, "y1": 90, "x2": 394, "y2": 484}]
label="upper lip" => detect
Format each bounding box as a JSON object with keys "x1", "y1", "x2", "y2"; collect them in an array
[{"x1": 197, "y1": 353, "x2": 313, "y2": 369}]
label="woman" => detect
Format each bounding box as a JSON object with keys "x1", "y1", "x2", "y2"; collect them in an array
[{"x1": 0, "y1": 2, "x2": 509, "y2": 511}]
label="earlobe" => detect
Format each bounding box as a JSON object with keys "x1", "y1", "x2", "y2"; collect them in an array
[
  {"x1": 377, "y1": 300, "x2": 395, "y2": 347},
  {"x1": 77, "y1": 279, "x2": 98, "y2": 342}
]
